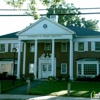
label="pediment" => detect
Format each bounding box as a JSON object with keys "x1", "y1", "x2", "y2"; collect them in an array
[{"x1": 17, "y1": 17, "x2": 75, "y2": 36}]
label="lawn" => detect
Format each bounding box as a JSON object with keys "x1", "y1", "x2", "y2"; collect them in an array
[
  {"x1": 29, "y1": 81, "x2": 100, "y2": 97},
  {"x1": 0, "y1": 80, "x2": 26, "y2": 93}
]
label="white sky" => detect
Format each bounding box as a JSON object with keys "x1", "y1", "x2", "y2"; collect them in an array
[{"x1": 0, "y1": 0, "x2": 100, "y2": 35}]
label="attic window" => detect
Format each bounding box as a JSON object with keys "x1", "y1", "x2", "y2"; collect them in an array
[{"x1": 43, "y1": 24, "x2": 47, "y2": 28}]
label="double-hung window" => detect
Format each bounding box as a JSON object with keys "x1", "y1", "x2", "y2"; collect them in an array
[
  {"x1": 44, "y1": 43, "x2": 51, "y2": 51},
  {"x1": 30, "y1": 43, "x2": 35, "y2": 52},
  {"x1": 75, "y1": 42, "x2": 88, "y2": 52},
  {"x1": 61, "y1": 42, "x2": 67, "y2": 52},
  {"x1": 78, "y1": 42, "x2": 84, "y2": 51},
  {"x1": 11, "y1": 43, "x2": 18, "y2": 52},
  {"x1": 95, "y1": 42, "x2": 100, "y2": 51},
  {"x1": 61, "y1": 63, "x2": 67, "y2": 74},
  {"x1": 0, "y1": 44, "x2": 5, "y2": 52},
  {"x1": 29, "y1": 63, "x2": 34, "y2": 73}
]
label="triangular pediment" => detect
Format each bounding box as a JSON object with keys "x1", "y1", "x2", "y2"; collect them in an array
[{"x1": 17, "y1": 17, "x2": 75, "y2": 36}]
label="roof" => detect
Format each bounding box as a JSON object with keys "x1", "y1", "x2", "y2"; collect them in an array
[
  {"x1": 67, "y1": 26, "x2": 100, "y2": 36},
  {"x1": 0, "y1": 31, "x2": 19, "y2": 38},
  {"x1": 0, "y1": 25, "x2": 100, "y2": 38},
  {"x1": 76, "y1": 58, "x2": 100, "y2": 62}
]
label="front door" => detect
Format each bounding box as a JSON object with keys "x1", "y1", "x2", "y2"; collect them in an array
[{"x1": 42, "y1": 63, "x2": 52, "y2": 78}]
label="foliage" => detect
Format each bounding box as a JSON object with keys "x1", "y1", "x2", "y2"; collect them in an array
[
  {"x1": 48, "y1": 76, "x2": 56, "y2": 81},
  {"x1": 29, "y1": 81, "x2": 100, "y2": 97},
  {"x1": 76, "y1": 74, "x2": 100, "y2": 81},
  {"x1": 0, "y1": 72, "x2": 16, "y2": 80},
  {"x1": 47, "y1": 3, "x2": 99, "y2": 30},
  {"x1": 4, "y1": 0, "x2": 64, "y2": 19},
  {"x1": 4, "y1": 0, "x2": 99, "y2": 30}
]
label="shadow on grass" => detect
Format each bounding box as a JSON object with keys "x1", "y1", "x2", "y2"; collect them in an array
[{"x1": 29, "y1": 81, "x2": 100, "y2": 98}]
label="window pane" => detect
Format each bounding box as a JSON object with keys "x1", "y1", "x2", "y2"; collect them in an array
[
  {"x1": 61, "y1": 43, "x2": 67, "y2": 52},
  {"x1": 48, "y1": 64, "x2": 51, "y2": 71},
  {"x1": 0, "y1": 44, "x2": 5, "y2": 52},
  {"x1": 30, "y1": 43, "x2": 34, "y2": 52},
  {"x1": 95, "y1": 42, "x2": 100, "y2": 50},
  {"x1": 43, "y1": 65, "x2": 47, "y2": 71},
  {"x1": 44, "y1": 43, "x2": 51, "y2": 51},
  {"x1": 29, "y1": 64, "x2": 34, "y2": 73},
  {"x1": 78, "y1": 42, "x2": 84, "y2": 51},
  {"x1": 78, "y1": 64, "x2": 81, "y2": 75},
  {"x1": 61, "y1": 63, "x2": 67, "y2": 74},
  {"x1": 84, "y1": 64, "x2": 97, "y2": 75}
]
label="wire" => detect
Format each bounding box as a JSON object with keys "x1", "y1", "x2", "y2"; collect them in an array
[
  {"x1": 1, "y1": 12, "x2": 100, "y2": 16},
  {"x1": 0, "y1": 7, "x2": 100, "y2": 11}
]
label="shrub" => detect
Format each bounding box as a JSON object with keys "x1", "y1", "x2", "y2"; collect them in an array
[
  {"x1": 57, "y1": 75, "x2": 63, "y2": 81},
  {"x1": 48, "y1": 76, "x2": 56, "y2": 81}
]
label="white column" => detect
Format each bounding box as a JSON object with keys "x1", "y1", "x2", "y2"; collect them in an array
[
  {"x1": 22, "y1": 42, "x2": 26, "y2": 75},
  {"x1": 34, "y1": 40, "x2": 38, "y2": 79},
  {"x1": 69, "y1": 39, "x2": 73, "y2": 80},
  {"x1": 52, "y1": 39, "x2": 55, "y2": 76},
  {"x1": 17, "y1": 40, "x2": 21, "y2": 79}
]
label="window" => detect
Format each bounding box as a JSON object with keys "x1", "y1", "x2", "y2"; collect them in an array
[
  {"x1": 29, "y1": 64, "x2": 34, "y2": 73},
  {"x1": 99, "y1": 64, "x2": 100, "y2": 74},
  {"x1": 11, "y1": 43, "x2": 18, "y2": 52},
  {"x1": 77, "y1": 62, "x2": 98, "y2": 76},
  {"x1": 44, "y1": 43, "x2": 51, "y2": 51},
  {"x1": 84, "y1": 64, "x2": 97, "y2": 75},
  {"x1": 95, "y1": 42, "x2": 100, "y2": 51},
  {"x1": 61, "y1": 43, "x2": 67, "y2": 52},
  {"x1": 61, "y1": 63, "x2": 67, "y2": 74},
  {"x1": 30, "y1": 43, "x2": 34, "y2": 52},
  {"x1": 78, "y1": 42, "x2": 84, "y2": 51},
  {"x1": 0, "y1": 44, "x2": 5, "y2": 52},
  {"x1": 77, "y1": 64, "x2": 82, "y2": 76}
]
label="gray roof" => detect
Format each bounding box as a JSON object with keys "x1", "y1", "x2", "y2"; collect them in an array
[
  {"x1": 0, "y1": 31, "x2": 19, "y2": 38},
  {"x1": 67, "y1": 26, "x2": 100, "y2": 36},
  {"x1": 0, "y1": 26, "x2": 100, "y2": 38},
  {"x1": 76, "y1": 58, "x2": 100, "y2": 62}
]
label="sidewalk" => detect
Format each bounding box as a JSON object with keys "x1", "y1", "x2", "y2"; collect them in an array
[{"x1": 0, "y1": 94, "x2": 99, "y2": 100}]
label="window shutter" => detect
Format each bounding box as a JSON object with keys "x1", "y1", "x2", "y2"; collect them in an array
[
  {"x1": 5, "y1": 44, "x2": 8, "y2": 52},
  {"x1": 74, "y1": 42, "x2": 78, "y2": 51},
  {"x1": 84, "y1": 42, "x2": 88, "y2": 51},
  {"x1": 91, "y1": 42, "x2": 95, "y2": 51},
  {"x1": 11, "y1": 43, "x2": 13, "y2": 52},
  {"x1": 21, "y1": 43, "x2": 23, "y2": 52}
]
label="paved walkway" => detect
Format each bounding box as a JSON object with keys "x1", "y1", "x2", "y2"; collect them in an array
[
  {"x1": 0, "y1": 94, "x2": 100, "y2": 100},
  {"x1": 5, "y1": 80, "x2": 45, "y2": 94}
]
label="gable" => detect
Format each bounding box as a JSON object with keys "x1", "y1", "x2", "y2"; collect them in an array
[{"x1": 17, "y1": 17, "x2": 75, "y2": 36}]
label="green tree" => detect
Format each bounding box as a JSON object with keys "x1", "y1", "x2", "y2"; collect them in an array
[
  {"x1": 4, "y1": 0, "x2": 64, "y2": 19},
  {"x1": 4, "y1": 0, "x2": 99, "y2": 30},
  {"x1": 47, "y1": 3, "x2": 99, "y2": 30}
]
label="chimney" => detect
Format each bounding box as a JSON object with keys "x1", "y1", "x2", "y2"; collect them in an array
[{"x1": 50, "y1": 15, "x2": 58, "y2": 23}]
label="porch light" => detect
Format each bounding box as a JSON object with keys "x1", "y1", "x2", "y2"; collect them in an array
[{"x1": 12, "y1": 47, "x2": 17, "y2": 86}]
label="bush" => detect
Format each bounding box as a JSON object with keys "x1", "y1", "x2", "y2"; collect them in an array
[
  {"x1": 48, "y1": 76, "x2": 56, "y2": 81},
  {"x1": 76, "y1": 74, "x2": 100, "y2": 82},
  {"x1": 57, "y1": 75, "x2": 63, "y2": 81}
]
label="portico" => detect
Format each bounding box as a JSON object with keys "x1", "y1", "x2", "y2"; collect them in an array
[{"x1": 17, "y1": 17, "x2": 75, "y2": 80}]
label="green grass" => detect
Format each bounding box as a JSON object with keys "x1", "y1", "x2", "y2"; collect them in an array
[
  {"x1": 0, "y1": 80, "x2": 26, "y2": 93},
  {"x1": 29, "y1": 81, "x2": 100, "y2": 97}
]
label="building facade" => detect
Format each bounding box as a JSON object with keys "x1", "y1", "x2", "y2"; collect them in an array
[{"x1": 0, "y1": 17, "x2": 100, "y2": 80}]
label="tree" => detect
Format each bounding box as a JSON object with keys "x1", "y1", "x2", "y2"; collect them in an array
[
  {"x1": 4, "y1": 0, "x2": 64, "y2": 19},
  {"x1": 4, "y1": 0, "x2": 99, "y2": 30},
  {"x1": 47, "y1": 3, "x2": 99, "y2": 30}
]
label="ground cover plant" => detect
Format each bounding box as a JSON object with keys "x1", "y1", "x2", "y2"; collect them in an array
[
  {"x1": 29, "y1": 81, "x2": 100, "y2": 97},
  {"x1": 0, "y1": 80, "x2": 26, "y2": 93}
]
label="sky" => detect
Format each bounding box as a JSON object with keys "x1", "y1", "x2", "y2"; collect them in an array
[{"x1": 0, "y1": 0, "x2": 100, "y2": 35}]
